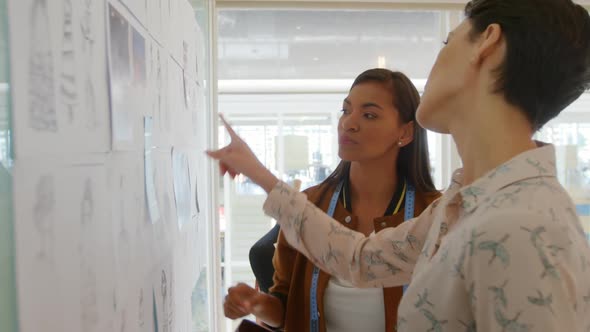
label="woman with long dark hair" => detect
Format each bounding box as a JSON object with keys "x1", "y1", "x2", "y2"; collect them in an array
[{"x1": 227, "y1": 69, "x2": 440, "y2": 331}]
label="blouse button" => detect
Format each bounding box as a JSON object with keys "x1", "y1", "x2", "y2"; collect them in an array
[{"x1": 345, "y1": 216, "x2": 352, "y2": 223}]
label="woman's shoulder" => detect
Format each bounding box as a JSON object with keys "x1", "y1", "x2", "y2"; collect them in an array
[
  {"x1": 414, "y1": 189, "x2": 443, "y2": 209},
  {"x1": 301, "y1": 181, "x2": 336, "y2": 204}
]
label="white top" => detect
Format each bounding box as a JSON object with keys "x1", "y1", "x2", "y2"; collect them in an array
[
  {"x1": 264, "y1": 144, "x2": 590, "y2": 332},
  {"x1": 324, "y1": 233, "x2": 386, "y2": 332}
]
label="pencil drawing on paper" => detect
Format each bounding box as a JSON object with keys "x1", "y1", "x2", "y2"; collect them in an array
[
  {"x1": 161, "y1": 270, "x2": 169, "y2": 332},
  {"x1": 33, "y1": 175, "x2": 56, "y2": 261},
  {"x1": 80, "y1": 0, "x2": 99, "y2": 130},
  {"x1": 29, "y1": 0, "x2": 58, "y2": 132},
  {"x1": 80, "y1": 177, "x2": 94, "y2": 225},
  {"x1": 61, "y1": 0, "x2": 78, "y2": 124},
  {"x1": 80, "y1": 177, "x2": 98, "y2": 330},
  {"x1": 138, "y1": 287, "x2": 145, "y2": 329}
]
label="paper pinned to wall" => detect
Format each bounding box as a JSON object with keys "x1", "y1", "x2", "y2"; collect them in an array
[
  {"x1": 172, "y1": 148, "x2": 192, "y2": 230},
  {"x1": 108, "y1": 153, "x2": 145, "y2": 313},
  {"x1": 8, "y1": 0, "x2": 110, "y2": 158},
  {"x1": 146, "y1": 0, "x2": 164, "y2": 44},
  {"x1": 8, "y1": 1, "x2": 215, "y2": 331},
  {"x1": 144, "y1": 116, "x2": 160, "y2": 223},
  {"x1": 14, "y1": 160, "x2": 117, "y2": 332},
  {"x1": 148, "y1": 41, "x2": 171, "y2": 148},
  {"x1": 153, "y1": 148, "x2": 177, "y2": 228},
  {"x1": 13, "y1": 164, "x2": 64, "y2": 332},
  {"x1": 106, "y1": 2, "x2": 148, "y2": 151},
  {"x1": 60, "y1": 164, "x2": 116, "y2": 332},
  {"x1": 167, "y1": 0, "x2": 183, "y2": 64},
  {"x1": 153, "y1": 262, "x2": 175, "y2": 332}
]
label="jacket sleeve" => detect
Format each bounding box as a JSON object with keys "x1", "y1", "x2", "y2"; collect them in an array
[{"x1": 263, "y1": 181, "x2": 438, "y2": 288}]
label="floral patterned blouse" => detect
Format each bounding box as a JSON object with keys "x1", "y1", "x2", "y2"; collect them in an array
[{"x1": 263, "y1": 144, "x2": 590, "y2": 332}]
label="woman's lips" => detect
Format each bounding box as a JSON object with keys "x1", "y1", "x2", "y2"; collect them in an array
[{"x1": 339, "y1": 136, "x2": 358, "y2": 145}]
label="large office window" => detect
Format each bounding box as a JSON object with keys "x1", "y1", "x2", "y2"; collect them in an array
[
  {"x1": 217, "y1": 6, "x2": 590, "y2": 331},
  {"x1": 217, "y1": 7, "x2": 454, "y2": 331}
]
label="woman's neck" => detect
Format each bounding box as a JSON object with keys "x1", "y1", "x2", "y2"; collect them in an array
[
  {"x1": 450, "y1": 96, "x2": 537, "y2": 186},
  {"x1": 348, "y1": 157, "x2": 398, "y2": 202}
]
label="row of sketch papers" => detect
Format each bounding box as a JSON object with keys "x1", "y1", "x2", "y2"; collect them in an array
[
  {"x1": 9, "y1": 0, "x2": 206, "y2": 157},
  {"x1": 7, "y1": 0, "x2": 211, "y2": 331}
]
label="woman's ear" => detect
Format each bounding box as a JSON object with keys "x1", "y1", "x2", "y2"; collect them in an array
[
  {"x1": 472, "y1": 23, "x2": 504, "y2": 67},
  {"x1": 399, "y1": 121, "x2": 415, "y2": 147}
]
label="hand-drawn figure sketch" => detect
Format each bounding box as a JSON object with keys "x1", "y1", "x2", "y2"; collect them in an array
[
  {"x1": 29, "y1": 0, "x2": 58, "y2": 132},
  {"x1": 85, "y1": 78, "x2": 98, "y2": 130},
  {"x1": 152, "y1": 289, "x2": 159, "y2": 331},
  {"x1": 118, "y1": 174, "x2": 130, "y2": 242},
  {"x1": 173, "y1": 149, "x2": 191, "y2": 229},
  {"x1": 61, "y1": 0, "x2": 78, "y2": 124},
  {"x1": 138, "y1": 288, "x2": 145, "y2": 329},
  {"x1": 161, "y1": 269, "x2": 169, "y2": 332},
  {"x1": 80, "y1": 0, "x2": 98, "y2": 130},
  {"x1": 80, "y1": 177, "x2": 98, "y2": 331},
  {"x1": 80, "y1": 0, "x2": 95, "y2": 53},
  {"x1": 80, "y1": 177, "x2": 94, "y2": 225},
  {"x1": 33, "y1": 175, "x2": 56, "y2": 261}
]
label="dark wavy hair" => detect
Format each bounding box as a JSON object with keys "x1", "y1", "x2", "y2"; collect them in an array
[{"x1": 465, "y1": 0, "x2": 590, "y2": 130}]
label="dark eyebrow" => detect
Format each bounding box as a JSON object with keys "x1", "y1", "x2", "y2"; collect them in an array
[
  {"x1": 343, "y1": 99, "x2": 384, "y2": 111},
  {"x1": 362, "y1": 102, "x2": 384, "y2": 110}
]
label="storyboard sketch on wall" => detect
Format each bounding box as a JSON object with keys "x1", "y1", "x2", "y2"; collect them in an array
[{"x1": 6, "y1": 0, "x2": 215, "y2": 331}]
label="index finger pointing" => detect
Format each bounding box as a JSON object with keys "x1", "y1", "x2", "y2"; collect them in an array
[{"x1": 219, "y1": 113, "x2": 239, "y2": 139}]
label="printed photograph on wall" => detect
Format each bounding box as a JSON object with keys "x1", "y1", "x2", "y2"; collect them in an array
[
  {"x1": 132, "y1": 28, "x2": 146, "y2": 88},
  {"x1": 107, "y1": 2, "x2": 147, "y2": 150}
]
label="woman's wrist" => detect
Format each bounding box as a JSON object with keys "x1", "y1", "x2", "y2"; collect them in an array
[
  {"x1": 252, "y1": 167, "x2": 280, "y2": 194},
  {"x1": 254, "y1": 293, "x2": 285, "y2": 327}
]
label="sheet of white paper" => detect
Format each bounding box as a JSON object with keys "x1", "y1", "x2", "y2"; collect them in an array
[
  {"x1": 13, "y1": 160, "x2": 116, "y2": 332},
  {"x1": 191, "y1": 267, "x2": 209, "y2": 331},
  {"x1": 172, "y1": 148, "x2": 192, "y2": 230},
  {"x1": 59, "y1": 164, "x2": 116, "y2": 332},
  {"x1": 106, "y1": 2, "x2": 148, "y2": 151},
  {"x1": 144, "y1": 116, "x2": 160, "y2": 223},
  {"x1": 194, "y1": 19, "x2": 206, "y2": 86},
  {"x1": 153, "y1": 261, "x2": 174, "y2": 332},
  {"x1": 8, "y1": 0, "x2": 110, "y2": 158},
  {"x1": 167, "y1": 0, "x2": 183, "y2": 64},
  {"x1": 149, "y1": 42, "x2": 171, "y2": 148},
  {"x1": 13, "y1": 163, "x2": 65, "y2": 332},
  {"x1": 153, "y1": 148, "x2": 177, "y2": 228},
  {"x1": 108, "y1": 153, "x2": 144, "y2": 312},
  {"x1": 167, "y1": 58, "x2": 184, "y2": 145},
  {"x1": 147, "y1": 0, "x2": 164, "y2": 44}
]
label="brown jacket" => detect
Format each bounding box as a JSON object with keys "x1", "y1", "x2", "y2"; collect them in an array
[{"x1": 269, "y1": 183, "x2": 441, "y2": 332}]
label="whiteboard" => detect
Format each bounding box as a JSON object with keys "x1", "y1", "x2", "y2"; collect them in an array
[{"x1": 5, "y1": 0, "x2": 217, "y2": 331}]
